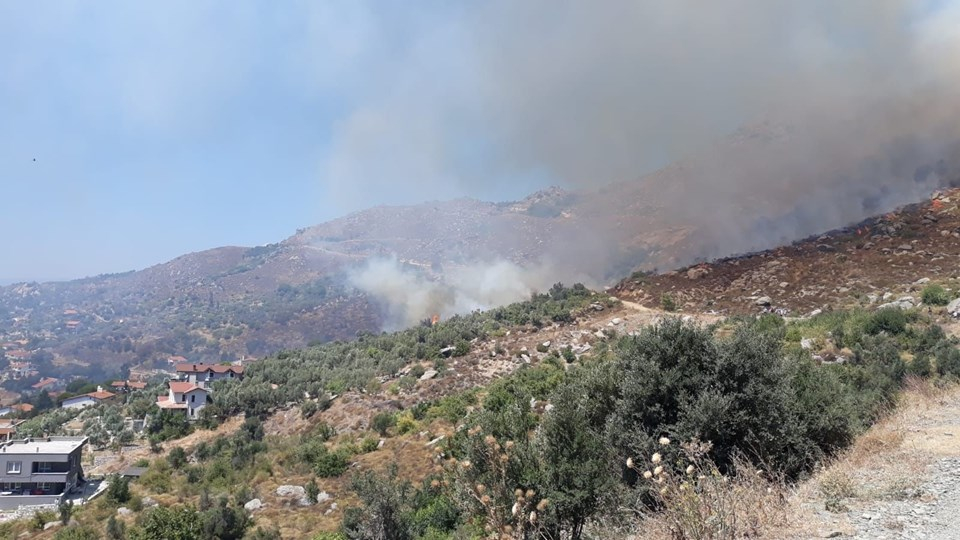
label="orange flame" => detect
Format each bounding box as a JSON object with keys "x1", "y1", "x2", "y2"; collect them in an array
[
  {"x1": 932, "y1": 199, "x2": 944, "y2": 211},
  {"x1": 431, "y1": 314, "x2": 440, "y2": 326}
]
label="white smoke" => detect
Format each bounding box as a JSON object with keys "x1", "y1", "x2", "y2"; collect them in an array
[{"x1": 348, "y1": 256, "x2": 573, "y2": 330}]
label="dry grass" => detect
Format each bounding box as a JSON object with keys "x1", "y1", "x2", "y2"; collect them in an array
[{"x1": 786, "y1": 378, "x2": 960, "y2": 538}]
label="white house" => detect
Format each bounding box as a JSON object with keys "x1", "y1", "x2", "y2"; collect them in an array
[
  {"x1": 174, "y1": 363, "x2": 244, "y2": 388},
  {"x1": 156, "y1": 382, "x2": 210, "y2": 420},
  {"x1": 60, "y1": 388, "x2": 117, "y2": 410}
]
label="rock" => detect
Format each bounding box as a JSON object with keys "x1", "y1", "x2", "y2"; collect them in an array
[
  {"x1": 821, "y1": 531, "x2": 844, "y2": 538},
  {"x1": 915, "y1": 277, "x2": 931, "y2": 285},
  {"x1": 883, "y1": 292, "x2": 894, "y2": 300},
  {"x1": 779, "y1": 282, "x2": 789, "y2": 288},
  {"x1": 426, "y1": 435, "x2": 445, "y2": 446},
  {"x1": 947, "y1": 298, "x2": 960, "y2": 316},
  {"x1": 808, "y1": 309, "x2": 823, "y2": 317},
  {"x1": 419, "y1": 369, "x2": 438, "y2": 381},
  {"x1": 589, "y1": 302, "x2": 605, "y2": 311},
  {"x1": 687, "y1": 267, "x2": 709, "y2": 280},
  {"x1": 801, "y1": 338, "x2": 815, "y2": 350},
  {"x1": 43, "y1": 521, "x2": 61, "y2": 530},
  {"x1": 244, "y1": 499, "x2": 263, "y2": 512},
  {"x1": 541, "y1": 341, "x2": 551, "y2": 348},
  {"x1": 317, "y1": 491, "x2": 332, "y2": 504},
  {"x1": 898, "y1": 243, "x2": 914, "y2": 251},
  {"x1": 117, "y1": 507, "x2": 133, "y2": 516},
  {"x1": 377, "y1": 439, "x2": 385, "y2": 449},
  {"x1": 276, "y1": 485, "x2": 307, "y2": 499},
  {"x1": 142, "y1": 496, "x2": 158, "y2": 507},
  {"x1": 610, "y1": 318, "x2": 622, "y2": 325},
  {"x1": 755, "y1": 296, "x2": 772, "y2": 306}
]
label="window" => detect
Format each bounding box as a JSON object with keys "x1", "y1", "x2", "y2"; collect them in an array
[
  {"x1": 6, "y1": 461, "x2": 21, "y2": 474},
  {"x1": 191, "y1": 394, "x2": 195, "y2": 403},
  {"x1": 38, "y1": 462, "x2": 53, "y2": 473}
]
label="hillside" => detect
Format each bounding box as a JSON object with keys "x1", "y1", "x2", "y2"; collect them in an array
[
  {"x1": 2, "y1": 125, "x2": 957, "y2": 386},
  {"x1": 7, "y1": 186, "x2": 960, "y2": 538}
]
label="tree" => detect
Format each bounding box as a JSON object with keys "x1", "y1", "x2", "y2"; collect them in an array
[
  {"x1": 537, "y1": 383, "x2": 614, "y2": 539},
  {"x1": 167, "y1": 446, "x2": 187, "y2": 469},
  {"x1": 342, "y1": 466, "x2": 412, "y2": 540},
  {"x1": 106, "y1": 515, "x2": 127, "y2": 540},
  {"x1": 105, "y1": 475, "x2": 130, "y2": 505}
]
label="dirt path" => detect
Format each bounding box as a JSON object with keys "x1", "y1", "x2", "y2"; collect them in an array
[{"x1": 790, "y1": 382, "x2": 960, "y2": 539}]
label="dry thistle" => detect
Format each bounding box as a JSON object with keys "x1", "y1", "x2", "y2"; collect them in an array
[
  {"x1": 652, "y1": 452, "x2": 662, "y2": 464},
  {"x1": 514, "y1": 488, "x2": 524, "y2": 499},
  {"x1": 480, "y1": 495, "x2": 491, "y2": 505},
  {"x1": 658, "y1": 437, "x2": 671, "y2": 446},
  {"x1": 686, "y1": 465, "x2": 695, "y2": 475},
  {"x1": 626, "y1": 457, "x2": 635, "y2": 468},
  {"x1": 654, "y1": 465, "x2": 664, "y2": 476},
  {"x1": 525, "y1": 489, "x2": 536, "y2": 499},
  {"x1": 643, "y1": 470, "x2": 653, "y2": 479},
  {"x1": 536, "y1": 499, "x2": 550, "y2": 511},
  {"x1": 529, "y1": 511, "x2": 537, "y2": 524},
  {"x1": 476, "y1": 484, "x2": 486, "y2": 494},
  {"x1": 511, "y1": 502, "x2": 520, "y2": 516}
]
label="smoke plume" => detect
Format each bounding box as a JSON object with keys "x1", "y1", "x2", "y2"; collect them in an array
[
  {"x1": 328, "y1": 1, "x2": 960, "y2": 323},
  {"x1": 348, "y1": 257, "x2": 580, "y2": 330}
]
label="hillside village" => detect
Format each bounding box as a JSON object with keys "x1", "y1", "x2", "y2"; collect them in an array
[{"x1": 0, "y1": 190, "x2": 957, "y2": 538}]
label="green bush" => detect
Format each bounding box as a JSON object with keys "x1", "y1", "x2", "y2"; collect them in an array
[
  {"x1": 314, "y1": 450, "x2": 349, "y2": 478},
  {"x1": 921, "y1": 284, "x2": 951, "y2": 306},
  {"x1": 661, "y1": 293, "x2": 677, "y2": 312},
  {"x1": 371, "y1": 412, "x2": 396, "y2": 436},
  {"x1": 53, "y1": 526, "x2": 99, "y2": 540}
]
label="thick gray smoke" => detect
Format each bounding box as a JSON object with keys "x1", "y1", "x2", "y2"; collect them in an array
[
  {"x1": 330, "y1": 1, "x2": 960, "y2": 323},
  {"x1": 348, "y1": 257, "x2": 576, "y2": 330}
]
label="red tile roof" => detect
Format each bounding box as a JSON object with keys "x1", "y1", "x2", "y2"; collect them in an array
[
  {"x1": 168, "y1": 382, "x2": 208, "y2": 394},
  {"x1": 128, "y1": 382, "x2": 147, "y2": 390},
  {"x1": 86, "y1": 390, "x2": 116, "y2": 400},
  {"x1": 174, "y1": 363, "x2": 244, "y2": 375},
  {"x1": 31, "y1": 377, "x2": 59, "y2": 390},
  {"x1": 12, "y1": 404, "x2": 33, "y2": 412}
]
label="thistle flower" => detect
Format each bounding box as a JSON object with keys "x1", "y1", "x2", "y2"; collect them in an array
[
  {"x1": 430, "y1": 479, "x2": 440, "y2": 489},
  {"x1": 653, "y1": 466, "x2": 663, "y2": 476},
  {"x1": 686, "y1": 465, "x2": 695, "y2": 475},
  {"x1": 651, "y1": 452, "x2": 662, "y2": 464},
  {"x1": 626, "y1": 457, "x2": 635, "y2": 468},
  {"x1": 515, "y1": 488, "x2": 524, "y2": 499},
  {"x1": 511, "y1": 502, "x2": 520, "y2": 516},
  {"x1": 526, "y1": 489, "x2": 536, "y2": 499},
  {"x1": 505, "y1": 440, "x2": 515, "y2": 450},
  {"x1": 461, "y1": 460, "x2": 472, "y2": 469},
  {"x1": 659, "y1": 487, "x2": 667, "y2": 495},
  {"x1": 484, "y1": 434, "x2": 497, "y2": 446},
  {"x1": 679, "y1": 482, "x2": 688, "y2": 491},
  {"x1": 481, "y1": 495, "x2": 491, "y2": 505},
  {"x1": 499, "y1": 453, "x2": 509, "y2": 463},
  {"x1": 529, "y1": 511, "x2": 538, "y2": 524},
  {"x1": 476, "y1": 484, "x2": 486, "y2": 494},
  {"x1": 658, "y1": 437, "x2": 671, "y2": 446},
  {"x1": 536, "y1": 499, "x2": 549, "y2": 511},
  {"x1": 643, "y1": 470, "x2": 653, "y2": 479}
]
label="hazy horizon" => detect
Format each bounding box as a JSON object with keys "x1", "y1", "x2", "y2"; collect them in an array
[{"x1": 3, "y1": 1, "x2": 958, "y2": 282}]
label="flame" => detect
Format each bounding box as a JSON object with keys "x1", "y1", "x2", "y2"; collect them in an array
[
  {"x1": 431, "y1": 314, "x2": 440, "y2": 326},
  {"x1": 932, "y1": 199, "x2": 944, "y2": 211}
]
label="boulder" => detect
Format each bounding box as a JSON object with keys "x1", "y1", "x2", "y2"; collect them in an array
[
  {"x1": 419, "y1": 369, "x2": 438, "y2": 381},
  {"x1": 317, "y1": 491, "x2": 332, "y2": 504},
  {"x1": 800, "y1": 338, "x2": 815, "y2": 350},
  {"x1": 755, "y1": 296, "x2": 772, "y2": 307},
  {"x1": 276, "y1": 485, "x2": 307, "y2": 499},
  {"x1": 947, "y1": 298, "x2": 960, "y2": 316},
  {"x1": 117, "y1": 507, "x2": 133, "y2": 516},
  {"x1": 43, "y1": 522, "x2": 61, "y2": 531},
  {"x1": 244, "y1": 499, "x2": 263, "y2": 512},
  {"x1": 610, "y1": 318, "x2": 622, "y2": 325}
]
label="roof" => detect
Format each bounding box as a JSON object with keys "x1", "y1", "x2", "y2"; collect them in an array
[
  {"x1": 128, "y1": 382, "x2": 147, "y2": 389},
  {"x1": 13, "y1": 404, "x2": 33, "y2": 412},
  {"x1": 0, "y1": 428, "x2": 15, "y2": 435},
  {"x1": 174, "y1": 363, "x2": 244, "y2": 375},
  {"x1": 156, "y1": 396, "x2": 188, "y2": 409},
  {"x1": 168, "y1": 382, "x2": 208, "y2": 394},
  {"x1": 0, "y1": 436, "x2": 87, "y2": 455},
  {"x1": 32, "y1": 377, "x2": 59, "y2": 389},
  {"x1": 111, "y1": 381, "x2": 126, "y2": 387},
  {"x1": 62, "y1": 395, "x2": 96, "y2": 404},
  {"x1": 86, "y1": 390, "x2": 116, "y2": 400}
]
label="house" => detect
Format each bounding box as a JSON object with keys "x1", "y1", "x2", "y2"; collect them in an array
[
  {"x1": 157, "y1": 381, "x2": 210, "y2": 420},
  {"x1": 31, "y1": 377, "x2": 63, "y2": 393},
  {"x1": 167, "y1": 355, "x2": 188, "y2": 366},
  {"x1": 0, "y1": 421, "x2": 22, "y2": 442},
  {"x1": 174, "y1": 363, "x2": 244, "y2": 387},
  {"x1": 0, "y1": 404, "x2": 34, "y2": 417},
  {"x1": 60, "y1": 388, "x2": 117, "y2": 410},
  {"x1": 0, "y1": 436, "x2": 87, "y2": 509},
  {"x1": 110, "y1": 381, "x2": 147, "y2": 393}
]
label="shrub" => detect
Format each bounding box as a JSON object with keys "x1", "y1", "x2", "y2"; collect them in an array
[
  {"x1": 301, "y1": 400, "x2": 319, "y2": 418},
  {"x1": 306, "y1": 479, "x2": 320, "y2": 505},
  {"x1": 361, "y1": 436, "x2": 380, "y2": 453},
  {"x1": 661, "y1": 294, "x2": 677, "y2": 312},
  {"x1": 395, "y1": 411, "x2": 418, "y2": 435},
  {"x1": 105, "y1": 475, "x2": 130, "y2": 505},
  {"x1": 921, "y1": 284, "x2": 951, "y2": 306},
  {"x1": 53, "y1": 526, "x2": 99, "y2": 540},
  {"x1": 315, "y1": 450, "x2": 349, "y2": 478},
  {"x1": 371, "y1": 412, "x2": 396, "y2": 436},
  {"x1": 106, "y1": 515, "x2": 126, "y2": 540},
  {"x1": 167, "y1": 446, "x2": 187, "y2": 469}
]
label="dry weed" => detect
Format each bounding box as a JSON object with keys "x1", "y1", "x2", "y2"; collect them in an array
[{"x1": 628, "y1": 439, "x2": 792, "y2": 540}]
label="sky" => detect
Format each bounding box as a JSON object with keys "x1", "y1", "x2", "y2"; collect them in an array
[{"x1": 1, "y1": 1, "x2": 957, "y2": 283}]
